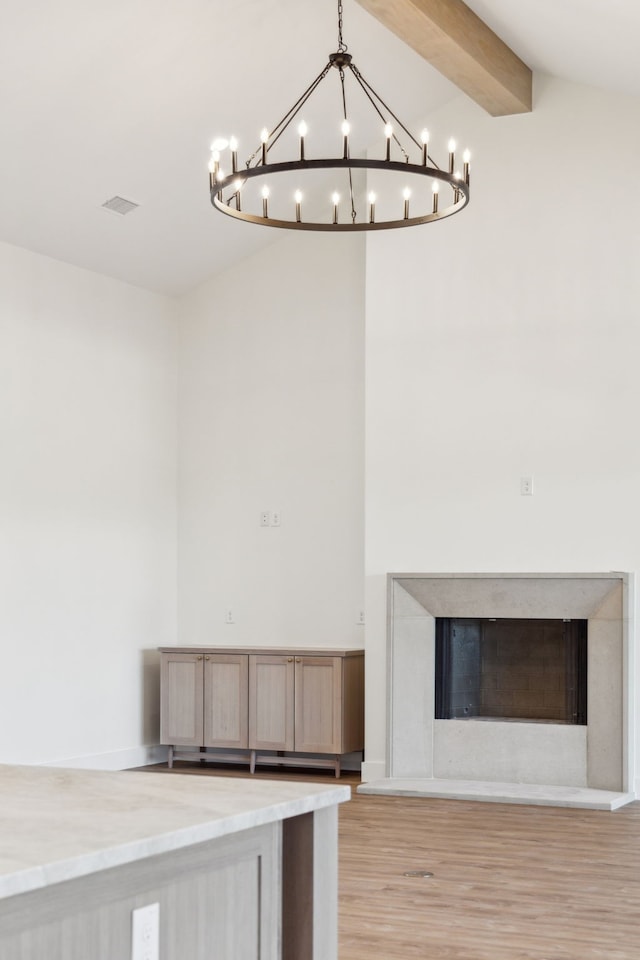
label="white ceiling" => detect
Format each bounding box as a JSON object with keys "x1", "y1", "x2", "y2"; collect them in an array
[{"x1": 1, "y1": 0, "x2": 639, "y2": 297}]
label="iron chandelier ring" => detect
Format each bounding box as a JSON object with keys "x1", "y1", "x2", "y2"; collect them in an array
[{"x1": 210, "y1": 158, "x2": 470, "y2": 232}]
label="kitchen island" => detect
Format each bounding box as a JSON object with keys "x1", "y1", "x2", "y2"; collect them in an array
[{"x1": 0, "y1": 764, "x2": 349, "y2": 960}]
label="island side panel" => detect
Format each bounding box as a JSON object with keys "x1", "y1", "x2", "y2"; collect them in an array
[
  {"x1": 281, "y1": 805, "x2": 339, "y2": 960},
  {"x1": 0, "y1": 823, "x2": 280, "y2": 960}
]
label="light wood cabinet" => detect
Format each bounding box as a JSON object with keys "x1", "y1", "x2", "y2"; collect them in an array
[
  {"x1": 294, "y1": 656, "x2": 344, "y2": 753},
  {"x1": 160, "y1": 652, "x2": 248, "y2": 750},
  {"x1": 160, "y1": 646, "x2": 364, "y2": 777},
  {"x1": 250, "y1": 654, "x2": 362, "y2": 754},
  {"x1": 249, "y1": 655, "x2": 295, "y2": 751}
]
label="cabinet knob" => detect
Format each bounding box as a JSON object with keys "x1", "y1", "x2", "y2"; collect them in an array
[
  {"x1": 196, "y1": 655, "x2": 203, "y2": 661},
  {"x1": 295, "y1": 658, "x2": 301, "y2": 663},
  {"x1": 287, "y1": 657, "x2": 293, "y2": 662}
]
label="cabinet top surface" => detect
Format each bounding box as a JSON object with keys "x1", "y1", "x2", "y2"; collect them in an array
[
  {"x1": 0, "y1": 765, "x2": 350, "y2": 902},
  {"x1": 158, "y1": 646, "x2": 364, "y2": 657}
]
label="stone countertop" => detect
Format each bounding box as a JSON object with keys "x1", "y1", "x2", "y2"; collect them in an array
[{"x1": 0, "y1": 765, "x2": 350, "y2": 901}]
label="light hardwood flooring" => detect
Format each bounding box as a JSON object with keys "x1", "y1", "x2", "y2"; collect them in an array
[{"x1": 141, "y1": 763, "x2": 640, "y2": 959}]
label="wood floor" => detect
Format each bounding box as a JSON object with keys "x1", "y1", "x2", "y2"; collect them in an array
[{"x1": 142, "y1": 763, "x2": 640, "y2": 960}]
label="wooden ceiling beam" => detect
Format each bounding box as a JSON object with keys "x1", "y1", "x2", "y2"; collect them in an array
[{"x1": 354, "y1": 0, "x2": 532, "y2": 116}]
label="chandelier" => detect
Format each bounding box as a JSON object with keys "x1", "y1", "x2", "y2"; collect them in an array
[{"x1": 208, "y1": 1, "x2": 470, "y2": 232}]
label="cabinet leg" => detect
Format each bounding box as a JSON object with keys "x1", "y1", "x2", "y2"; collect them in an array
[
  {"x1": 334, "y1": 756, "x2": 341, "y2": 779},
  {"x1": 250, "y1": 750, "x2": 257, "y2": 774},
  {"x1": 168, "y1": 745, "x2": 174, "y2": 769}
]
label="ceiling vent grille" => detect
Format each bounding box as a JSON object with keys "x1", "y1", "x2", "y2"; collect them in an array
[{"x1": 102, "y1": 196, "x2": 139, "y2": 215}]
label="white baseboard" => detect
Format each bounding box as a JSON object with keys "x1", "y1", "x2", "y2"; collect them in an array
[
  {"x1": 361, "y1": 759, "x2": 386, "y2": 783},
  {"x1": 42, "y1": 744, "x2": 169, "y2": 771}
]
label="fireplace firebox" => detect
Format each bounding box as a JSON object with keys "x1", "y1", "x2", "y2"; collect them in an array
[{"x1": 435, "y1": 617, "x2": 587, "y2": 724}]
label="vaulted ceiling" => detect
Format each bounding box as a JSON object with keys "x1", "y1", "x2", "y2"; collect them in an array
[{"x1": 1, "y1": 1, "x2": 639, "y2": 296}]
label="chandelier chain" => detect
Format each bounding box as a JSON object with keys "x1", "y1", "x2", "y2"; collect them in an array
[
  {"x1": 337, "y1": 0, "x2": 347, "y2": 53},
  {"x1": 338, "y1": 66, "x2": 358, "y2": 223}
]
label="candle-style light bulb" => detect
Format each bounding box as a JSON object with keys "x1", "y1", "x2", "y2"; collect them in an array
[
  {"x1": 384, "y1": 122, "x2": 393, "y2": 161},
  {"x1": 332, "y1": 191, "x2": 340, "y2": 224},
  {"x1": 262, "y1": 184, "x2": 270, "y2": 218},
  {"x1": 294, "y1": 189, "x2": 302, "y2": 222},
  {"x1": 432, "y1": 180, "x2": 439, "y2": 214},
  {"x1": 403, "y1": 187, "x2": 411, "y2": 220},
  {"x1": 229, "y1": 136, "x2": 238, "y2": 174},
  {"x1": 448, "y1": 138, "x2": 456, "y2": 174},
  {"x1": 260, "y1": 127, "x2": 269, "y2": 165},
  {"x1": 421, "y1": 128, "x2": 430, "y2": 165},
  {"x1": 298, "y1": 121, "x2": 307, "y2": 160},
  {"x1": 368, "y1": 191, "x2": 376, "y2": 224},
  {"x1": 341, "y1": 119, "x2": 351, "y2": 159},
  {"x1": 211, "y1": 138, "x2": 228, "y2": 152},
  {"x1": 463, "y1": 149, "x2": 471, "y2": 185}
]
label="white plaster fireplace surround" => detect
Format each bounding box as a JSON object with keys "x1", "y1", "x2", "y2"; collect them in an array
[{"x1": 358, "y1": 573, "x2": 636, "y2": 810}]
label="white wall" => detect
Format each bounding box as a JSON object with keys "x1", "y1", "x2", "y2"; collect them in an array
[
  {"x1": 0, "y1": 242, "x2": 177, "y2": 766},
  {"x1": 5, "y1": 74, "x2": 638, "y2": 785},
  {"x1": 177, "y1": 231, "x2": 365, "y2": 649},
  {"x1": 364, "y1": 76, "x2": 640, "y2": 787}
]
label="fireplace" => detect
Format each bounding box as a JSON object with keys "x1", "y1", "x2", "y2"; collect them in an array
[
  {"x1": 435, "y1": 617, "x2": 588, "y2": 724},
  {"x1": 361, "y1": 573, "x2": 634, "y2": 808}
]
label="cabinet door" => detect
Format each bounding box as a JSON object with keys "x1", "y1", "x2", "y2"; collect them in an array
[
  {"x1": 294, "y1": 657, "x2": 343, "y2": 754},
  {"x1": 204, "y1": 654, "x2": 249, "y2": 748},
  {"x1": 160, "y1": 653, "x2": 204, "y2": 746},
  {"x1": 249, "y1": 655, "x2": 295, "y2": 751}
]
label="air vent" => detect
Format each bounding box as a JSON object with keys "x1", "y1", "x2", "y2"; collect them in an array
[{"x1": 102, "y1": 196, "x2": 139, "y2": 216}]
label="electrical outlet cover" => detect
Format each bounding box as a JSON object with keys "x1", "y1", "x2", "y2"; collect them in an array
[{"x1": 131, "y1": 903, "x2": 159, "y2": 960}]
